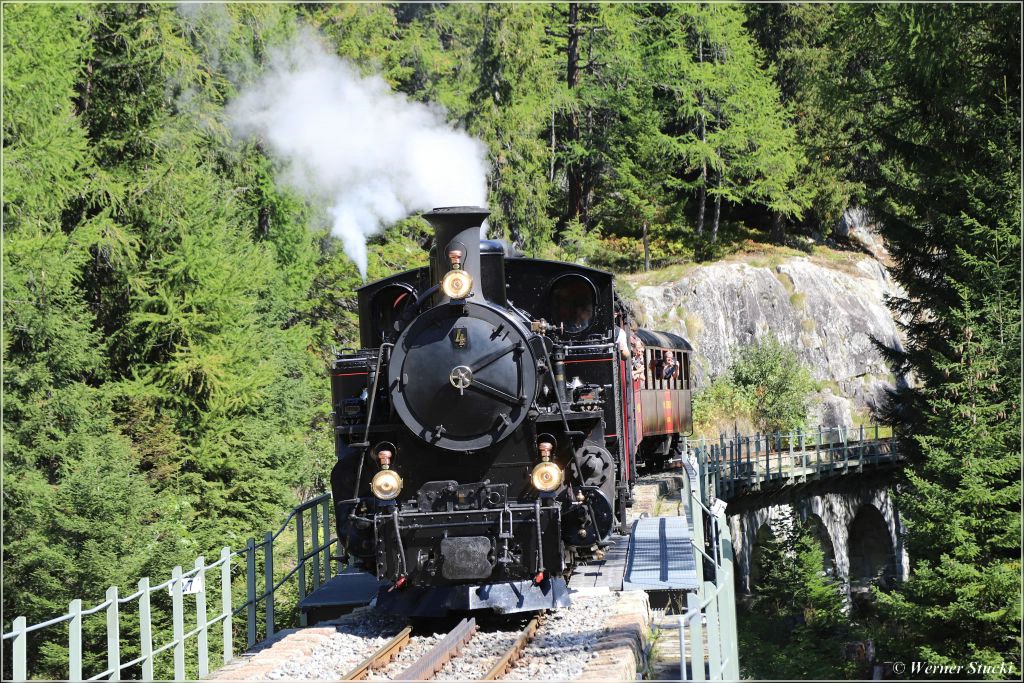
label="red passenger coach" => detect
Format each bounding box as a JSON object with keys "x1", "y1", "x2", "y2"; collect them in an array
[{"x1": 632, "y1": 330, "x2": 694, "y2": 470}]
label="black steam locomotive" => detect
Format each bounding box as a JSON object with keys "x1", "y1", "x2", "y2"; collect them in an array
[{"x1": 329, "y1": 207, "x2": 693, "y2": 616}]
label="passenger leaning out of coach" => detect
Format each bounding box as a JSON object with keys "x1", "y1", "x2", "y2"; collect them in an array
[
  {"x1": 614, "y1": 312, "x2": 630, "y2": 361},
  {"x1": 661, "y1": 353, "x2": 678, "y2": 380},
  {"x1": 629, "y1": 328, "x2": 645, "y2": 382}
]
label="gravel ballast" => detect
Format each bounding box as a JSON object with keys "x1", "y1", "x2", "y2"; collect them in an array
[{"x1": 501, "y1": 592, "x2": 620, "y2": 680}]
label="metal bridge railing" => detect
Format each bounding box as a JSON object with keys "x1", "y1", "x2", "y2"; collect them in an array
[
  {"x1": 686, "y1": 424, "x2": 900, "y2": 501},
  {"x1": 2, "y1": 494, "x2": 338, "y2": 682},
  {"x1": 678, "y1": 461, "x2": 740, "y2": 681}
]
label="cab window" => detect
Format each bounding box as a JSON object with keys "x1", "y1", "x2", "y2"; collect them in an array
[
  {"x1": 548, "y1": 275, "x2": 596, "y2": 334},
  {"x1": 372, "y1": 284, "x2": 415, "y2": 341}
]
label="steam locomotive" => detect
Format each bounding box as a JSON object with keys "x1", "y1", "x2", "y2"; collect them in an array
[{"x1": 329, "y1": 207, "x2": 693, "y2": 616}]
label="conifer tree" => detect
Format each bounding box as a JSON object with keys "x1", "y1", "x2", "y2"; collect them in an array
[
  {"x1": 740, "y1": 512, "x2": 856, "y2": 679},
  {"x1": 832, "y1": 3, "x2": 1021, "y2": 671}
]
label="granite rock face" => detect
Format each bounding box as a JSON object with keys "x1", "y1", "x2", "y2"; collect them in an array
[{"x1": 633, "y1": 250, "x2": 905, "y2": 426}]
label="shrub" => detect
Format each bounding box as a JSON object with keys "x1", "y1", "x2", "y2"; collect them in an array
[{"x1": 730, "y1": 338, "x2": 816, "y2": 433}]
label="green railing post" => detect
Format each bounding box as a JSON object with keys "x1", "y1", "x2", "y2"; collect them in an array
[
  {"x1": 311, "y1": 506, "x2": 321, "y2": 591},
  {"x1": 692, "y1": 495, "x2": 705, "y2": 588},
  {"x1": 687, "y1": 592, "x2": 706, "y2": 682},
  {"x1": 788, "y1": 430, "x2": 795, "y2": 481},
  {"x1": 246, "y1": 538, "x2": 257, "y2": 648},
  {"x1": 718, "y1": 515, "x2": 740, "y2": 681},
  {"x1": 321, "y1": 498, "x2": 332, "y2": 576},
  {"x1": 720, "y1": 436, "x2": 729, "y2": 493},
  {"x1": 704, "y1": 580, "x2": 722, "y2": 681},
  {"x1": 678, "y1": 613, "x2": 689, "y2": 681},
  {"x1": 264, "y1": 532, "x2": 275, "y2": 638},
  {"x1": 139, "y1": 579, "x2": 153, "y2": 681},
  {"x1": 754, "y1": 433, "x2": 761, "y2": 486},
  {"x1": 816, "y1": 425, "x2": 821, "y2": 473},
  {"x1": 195, "y1": 556, "x2": 209, "y2": 678},
  {"x1": 797, "y1": 427, "x2": 805, "y2": 476},
  {"x1": 716, "y1": 444, "x2": 723, "y2": 499},
  {"x1": 172, "y1": 565, "x2": 185, "y2": 681},
  {"x1": 296, "y1": 513, "x2": 307, "y2": 627},
  {"x1": 106, "y1": 586, "x2": 119, "y2": 681},
  {"x1": 69, "y1": 599, "x2": 82, "y2": 681},
  {"x1": 12, "y1": 616, "x2": 26, "y2": 682},
  {"x1": 776, "y1": 431, "x2": 782, "y2": 479},
  {"x1": 220, "y1": 547, "x2": 232, "y2": 664},
  {"x1": 859, "y1": 424, "x2": 866, "y2": 471},
  {"x1": 843, "y1": 426, "x2": 850, "y2": 473}
]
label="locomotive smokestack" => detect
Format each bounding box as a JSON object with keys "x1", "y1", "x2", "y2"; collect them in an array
[{"x1": 424, "y1": 206, "x2": 490, "y2": 303}]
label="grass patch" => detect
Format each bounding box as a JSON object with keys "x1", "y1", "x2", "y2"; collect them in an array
[
  {"x1": 624, "y1": 260, "x2": 701, "y2": 286},
  {"x1": 683, "y1": 312, "x2": 704, "y2": 339},
  {"x1": 790, "y1": 292, "x2": 807, "y2": 309},
  {"x1": 615, "y1": 278, "x2": 638, "y2": 305},
  {"x1": 851, "y1": 409, "x2": 893, "y2": 438},
  {"x1": 774, "y1": 270, "x2": 796, "y2": 294},
  {"x1": 800, "y1": 318, "x2": 816, "y2": 333},
  {"x1": 818, "y1": 378, "x2": 843, "y2": 394},
  {"x1": 809, "y1": 244, "x2": 872, "y2": 276}
]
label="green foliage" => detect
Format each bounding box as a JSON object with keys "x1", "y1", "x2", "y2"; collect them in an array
[
  {"x1": 4, "y1": 3, "x2": 1018, "y2": 678},
  {"x1": 745, "y1": 2, "x2": 864, "y2": 235},
  {"x1": 739, "y1": 512, "x2": 859, "y2": 679},
  {"x1": 3, "y1": 4, "x2": 330, "y2": 676},
  {"x1": 555, "y1": 217, "x2": 603, "y2": 264},
  {"x1": 692, "y1": 377, "x2": 755, "y2": 438},
  {"x1": 730, "y1": 338, "x2": 816, "y2": 433},
  {"x1": 824, "y1": 3, "x2": 1022, "y2": 673},
  {"x1": 692, "y1": 338, "x2": 816, "y2": 437}
]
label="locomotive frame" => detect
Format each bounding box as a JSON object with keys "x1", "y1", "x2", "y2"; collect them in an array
[{"x1": 329, "y1": 207, "x2": 692, "y2": 616}]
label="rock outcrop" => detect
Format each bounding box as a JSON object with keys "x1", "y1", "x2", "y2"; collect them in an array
[{"x1": 632, "y1": 248, "x2": 906, "y2": 426}]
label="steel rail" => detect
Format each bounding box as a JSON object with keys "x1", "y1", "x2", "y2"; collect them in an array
[
  {"x1": 339, "y1": 625, "x2": 413, "y2": 680},
  {"x1": 482, "y1": 616, "x2": 541, "y2": 680},
  {"x1": 396, "y1": 617, "x2": 477, "y2": 681}
]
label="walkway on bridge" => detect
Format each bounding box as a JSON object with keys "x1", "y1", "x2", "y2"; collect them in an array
[
  {"x1": 692, "y1": 425, "x2": 901, "y2": 501},
  {"x1": 570, "y1": 466, "x2": 700, "y2": 593}
]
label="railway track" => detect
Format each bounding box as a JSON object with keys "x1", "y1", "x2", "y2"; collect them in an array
[
  {"x1": 339, "y1": 615, "x2": 541, "y2": 681},
  {"x1": 339, "y1": 625, "x2": 413, "y2": 680}
]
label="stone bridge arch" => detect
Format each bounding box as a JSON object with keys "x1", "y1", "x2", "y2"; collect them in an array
[
  {"x1": 748, "y1": 523, "x2": 776, "y2": 590},
  {"x1": 848, "y1": 504, "x2": 899, "y2": 588},
  {"x1": 729, "y1": 474, "x2": 908, "y2": 595},
  {"x1": 802, "y1": 513, "x2": 837, "y2": 577}
]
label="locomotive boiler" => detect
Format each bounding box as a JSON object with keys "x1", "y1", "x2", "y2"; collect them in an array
[{"x1": 329, "y1": 206, "x2": 692, "y2": 616}]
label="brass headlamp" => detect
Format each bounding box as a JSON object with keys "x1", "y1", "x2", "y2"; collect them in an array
[
  {"x1": 531, "y1": 441, "x2": 563, "y2": 492},
  {"x1": 440, "y1": 247, "x2": 473, "y2": 299},
  {"x1": 370, "y1": 449, "x2": 403, "y2": 500}
]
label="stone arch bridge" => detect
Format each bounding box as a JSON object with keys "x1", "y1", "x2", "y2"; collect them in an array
[{"x1": 689, "y1": 426, "x2": 906, "y2": 596}]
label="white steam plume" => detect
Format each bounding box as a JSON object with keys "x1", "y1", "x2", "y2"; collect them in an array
[{"x1": 228, "y1": 32, "x2": 489, "y2": 278}]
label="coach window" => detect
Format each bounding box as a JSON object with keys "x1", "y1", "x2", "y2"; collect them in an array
[{"x1": 548, "y1": 274, "x2": 597, "y2": 334}]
